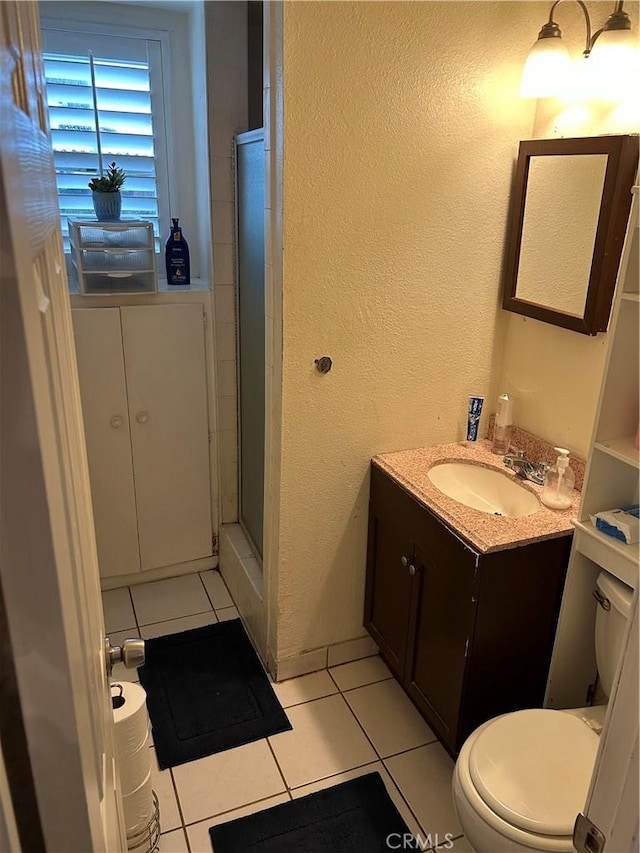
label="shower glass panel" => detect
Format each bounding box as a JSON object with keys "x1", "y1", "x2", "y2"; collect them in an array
[{"x1": 235, "y1": 129, "x2": 265, "y2": 558}]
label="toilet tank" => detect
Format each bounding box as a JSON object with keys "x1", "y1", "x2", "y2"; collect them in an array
[{"x1": 595, "y1": 571, "x2": 634, "y2": 698}]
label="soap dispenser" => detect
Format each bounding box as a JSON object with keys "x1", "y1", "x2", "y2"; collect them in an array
[{"x1": 541, "y1": 447, "x2": 575, "y2": 510}]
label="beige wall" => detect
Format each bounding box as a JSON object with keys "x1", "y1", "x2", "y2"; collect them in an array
[
  {"x1": 271, "y1": 1, "x2": 545, "y2": 661},
  {"x1": 493, "y1": 1, "x2": 639, "y2": 458}
]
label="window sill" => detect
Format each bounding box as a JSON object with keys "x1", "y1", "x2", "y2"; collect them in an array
[{"x1": 68, "y1": 276, "x2": 212, "y2": 296}]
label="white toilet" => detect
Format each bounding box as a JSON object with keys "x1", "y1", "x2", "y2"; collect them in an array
[{"x1": 452, "y1": 570, "x2": 633, "y2": 853}]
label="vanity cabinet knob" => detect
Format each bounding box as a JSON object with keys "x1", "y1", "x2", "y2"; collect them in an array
[
  {"x1": 401, "y1": 555, "x2": 408, "y2": 567},
  {"x1": 409, "y1": 564, "x2": 417, "y2": 576},
  {"x1": 136, "y1": 411, "x2": 148, "y2": 424},
  {"x1": 110, "y1": 415, "x2": 123, "y2": 429}
]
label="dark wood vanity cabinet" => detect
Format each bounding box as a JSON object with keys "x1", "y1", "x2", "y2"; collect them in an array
[{"x1": 364, "y1": 464, "x2": 572, "y2": 757}]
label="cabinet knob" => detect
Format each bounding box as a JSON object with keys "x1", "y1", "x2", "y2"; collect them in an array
[
  {"x1": 136, "y1": 411, "x2": 149, "y2": 424},
  {"x1": 409, "y1": 564, "x2": 417, "y2": 576},
  {"x1": 110, "y1": 415, "x2": 123, "y2": 429},
  {"x1": 401, "y1": 555, "x2": 408, "y2": 567}
]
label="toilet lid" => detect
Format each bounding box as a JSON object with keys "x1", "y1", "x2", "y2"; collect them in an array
[{"x1": 469, "y1": 710, "x2": 599, "y2": 837}]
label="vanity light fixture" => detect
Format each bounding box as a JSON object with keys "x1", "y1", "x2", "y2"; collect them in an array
[{"x1": 520, "y1": 0, "x2": 637, "y2": 99}]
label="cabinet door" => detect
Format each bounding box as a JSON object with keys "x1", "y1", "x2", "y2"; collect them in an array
[
  {"x1": 407, "y1": 517, "x2": 477, "y2": 754},
  {"x1": 121, "y1": 304, "x2": 212, "y2": 570},
  {"x1": 72, "y1": 308, "x2": 140, "y2": 577},
  {"x1": 365, "y1": 467, "x2": 420, "y2": 679}
]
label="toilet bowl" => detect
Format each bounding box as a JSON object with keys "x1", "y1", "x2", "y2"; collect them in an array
[
  {"x1": 453, "y1": 709, "x2": 599, "y2": 852},
  {"x1": 452, "y1": 570, "x2": 633, "y2": 852}
]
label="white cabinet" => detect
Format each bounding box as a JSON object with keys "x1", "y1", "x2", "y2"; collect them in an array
[
  {"x1": 546, "y1": 187, "x2": 639, "y2": 709},
  {"x1": 73, "y1": 304, "x2": 213, "y2": 578}
]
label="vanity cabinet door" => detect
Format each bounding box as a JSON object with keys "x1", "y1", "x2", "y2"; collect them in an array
[
  {"x1": 365, "y1": 466, "x2": 421, "y2": 680},
  {"x1": 407, "y1": 524, "x2": 477, "y2": 753}
]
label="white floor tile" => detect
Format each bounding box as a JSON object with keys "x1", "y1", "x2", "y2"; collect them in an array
[
  {"x1": 157, "y1": 828, "x2": 189, "y2": 852},
  {"x1": 172, "y1": 739, "x2": 285, "y2": 825},
  {"x1": 215, "y1": 605, "x2": 240, "y2": 622},
  {"x1": 150, "y1": 751, "x2": 181, "y2": 833},
  {"x1": 330, "y1": 655, "x2": 393, "y2": 692},
  {"x1": 291, "y1": 761, "x2": 423, "y2": 838},
  {"x1": 131, "y1": 575, "x2": 212, "y2": 626},
  {"x1": 344, "y1": 679, "x2": 436, "y2": 758},
  {"x1": 140, "y1": 611, "x2": 218, "y2": 640},
  {"x1": 271, "y1": 670, "x2": 338, "y2": 708},
  {"x1": 102, "y1": 587, "x2": 136, "y2": 633},
  {"x1": 108, "y1": 629, "x2": 141, "y2": 683},
  {"x1": 385, "y1": 742, "x2": 462, "y2": 840},
  {"x1": 200, "y1": 570, "x2": 234, "y2": 609},
  {"x1": 187, "y1": 793, "x2": 290, "y2": 852},
  {"x1": 268, "y1": 694, "x2": 377, "y2": 789}
]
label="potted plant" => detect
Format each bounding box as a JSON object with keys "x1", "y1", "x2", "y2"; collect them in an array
[{"x1": 88, "y1": 162, "x2": 126, "y2": 221}]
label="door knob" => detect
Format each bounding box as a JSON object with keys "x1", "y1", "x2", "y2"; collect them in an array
[
  {"x1": 136, "y1": 411, "x2": 148, "y2": 424},
  {"x1": 409, "y1": 564, "x2": 417, "y2": 576},
  {"x1": 400, "y1": 555, "x2": 408, "y2": 567},
  {"x1": 110, "y1": 415, "x2": 123, "y2": 428},
  {"x1": 105, "y1": 637, "x2": 145, "y2": 677}
]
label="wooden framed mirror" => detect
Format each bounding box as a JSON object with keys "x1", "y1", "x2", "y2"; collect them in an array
[{"x1": 502, "y1": 135, "x2": 638, "y2": 335}]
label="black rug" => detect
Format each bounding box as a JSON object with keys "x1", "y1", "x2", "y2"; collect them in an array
[
  {"x1": 138, "y1": 619, "x2": 291, "y2": 769},
  {"x1": 209, "y1": 772, "x2": 412, "y2": 852}
]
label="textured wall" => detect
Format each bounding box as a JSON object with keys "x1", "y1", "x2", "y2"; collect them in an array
[{"x1": 274, "y1": 1, "x2": 542, "y2": 659}]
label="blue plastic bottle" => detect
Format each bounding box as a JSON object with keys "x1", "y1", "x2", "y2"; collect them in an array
[{"x1": 165, "y1": 218, "x2": 191, "y2": 285}]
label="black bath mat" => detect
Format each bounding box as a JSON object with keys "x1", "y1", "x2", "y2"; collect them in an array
[
  {"x1": 138, "y1": 619, "x2": 291, "y2": 769},
  {"x1": 209, "y1": 772, "x2": 411, "y2": 852}
]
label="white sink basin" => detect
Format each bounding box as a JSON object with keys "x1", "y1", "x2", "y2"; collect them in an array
[{"x1": 427, "y1": 462, "x2": 540, "y2": 517}]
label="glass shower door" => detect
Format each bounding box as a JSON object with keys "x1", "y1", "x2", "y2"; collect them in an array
[{"x1": 235, "y1": 129, "x2": 265, "y2": 558}]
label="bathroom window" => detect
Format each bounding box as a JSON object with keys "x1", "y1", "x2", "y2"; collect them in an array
[{"x1": 40, "y1": 24, "x2": 173, "y2": 254}]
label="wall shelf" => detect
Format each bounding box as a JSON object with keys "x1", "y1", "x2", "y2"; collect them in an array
[
  {"x1": 594, "y1": 436, "x2": 640, "y2": 468},
  {"x1": 546, "y1": 187, "x2": 639, "y2": 710},
  {"x1": 572, "y1": 520, "x2": 638, "y2": 589}
]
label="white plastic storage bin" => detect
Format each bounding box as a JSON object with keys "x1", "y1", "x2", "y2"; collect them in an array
[{"x1": 69, "y1": 220, "x2": 156, "y2": 295}]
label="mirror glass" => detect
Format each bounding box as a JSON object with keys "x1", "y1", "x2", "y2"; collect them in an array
[
  {"x1": 516, "y1": 155, "x2": 607, "y2": 315},
  {"x1": 502, "y1": 135, "x2": 638, "y2": 336}
]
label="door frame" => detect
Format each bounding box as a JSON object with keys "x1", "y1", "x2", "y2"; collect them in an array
[{"x1": 0, "y1": 2, "x2": 125, "y2": 848}]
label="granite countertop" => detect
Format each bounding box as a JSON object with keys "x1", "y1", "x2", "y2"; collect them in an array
[{"x1": 373, "y1": 439, "x2": 581, "y2": 554}]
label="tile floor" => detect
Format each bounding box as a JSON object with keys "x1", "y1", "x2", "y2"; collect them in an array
[{"x1": 103, "y1": 572, "x2": 471, "y2": 852}]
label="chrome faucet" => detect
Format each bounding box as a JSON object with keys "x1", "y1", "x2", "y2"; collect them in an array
[{"x1": 503, "y1": 449, "x2": 549, "y2": 486}]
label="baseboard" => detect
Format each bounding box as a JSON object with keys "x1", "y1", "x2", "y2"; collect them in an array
[
  {"x1": 100, "y1": 555, "x2": 218, "y2": 590},
  {"x1": 274, "y1": 635, "x2": 379, "y2": 682}
]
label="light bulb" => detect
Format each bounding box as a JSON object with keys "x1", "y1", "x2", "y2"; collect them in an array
[
  {"x1": 587, "y1": 29, "x2": 640, "y2": 101},
  {"x1": 520, "y1": 37, "x2": 573, "y2": 99}
]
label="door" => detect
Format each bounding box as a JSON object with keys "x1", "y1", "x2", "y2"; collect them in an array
[
  {"x1": 407, "y1": 521, "x2": 476, "y2": 752},
  {"x1": 364, "y1": 467, "x2": 419, "y2": 679},
  {"x1": 73, "y1": 308, "x2": 141, "y2": 578},
  {"x1": 121, "y1": 303, "x2": 213, "y2": 570},
  {"x1": 236, "y1": 128, "x2": 265, "y2": 557},
  {"x1": 0, "y1": 4, "x2": 125, "y2": 850}
]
